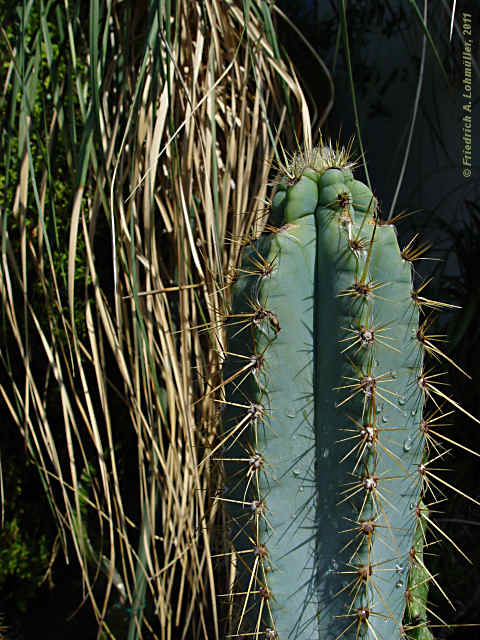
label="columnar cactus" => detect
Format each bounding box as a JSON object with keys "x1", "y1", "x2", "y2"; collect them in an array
[{"x1": 219, "y1": 144, "x2": 468, "y2": 639}]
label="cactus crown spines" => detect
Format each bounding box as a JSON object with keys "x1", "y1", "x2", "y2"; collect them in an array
[
  {"x1": 219, "y1": 142, "x2": 475, "y2": 640},
  {"x1": 272, "y1": 138, "x2": 357, "y2": 191},
  {"x1": 283, "y1": 138, "x2": 357, "y2": 181}
]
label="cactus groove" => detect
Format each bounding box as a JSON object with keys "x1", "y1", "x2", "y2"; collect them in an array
[{"x1": 219, "y1": 144, "x2": 467, "y2": 639}]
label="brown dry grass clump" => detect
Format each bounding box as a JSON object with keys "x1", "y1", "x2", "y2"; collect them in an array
[{"x1": 0, "y1": 2, "x2": 327, "y2": 638}]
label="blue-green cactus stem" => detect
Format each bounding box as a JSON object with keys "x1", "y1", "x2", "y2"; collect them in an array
[{"x1": 221, "y1": 147, "x2": 429, "y2": 640}]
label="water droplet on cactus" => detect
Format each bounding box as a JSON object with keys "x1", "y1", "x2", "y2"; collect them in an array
[
  {"x1": 390, "y1": 370, "x2": 397, "y2": 378},
  {"x1": 374, "y1": 359, "x2": 380, "y2": 367},
  {"x1": 398, "y1": 397, "x2": 406, "y2": 406},
  {"x1": 293, "y1": 469, "x2": 300, "y2": 477},
  {"x1": 382, "y1": 416, "x2": 388, "y2": 423},
  {"x1": 286, "y1": 407, "x2": 297, "y2": 418},
  {"x1": 411, "y1": 409, "x2": 417, "y2": 416},
  {"x1": 299, "y1": 485, "x2": 304, "y2": 492},
  {"x1": 322, "y1": 448, "x2": 330, "y2": 458},
  {"x1": 396, "y1": 580, "x2": 403, "y2": 589},
  {"x1": 403, "y1": 437, "x2": 412, "y2": 452}
]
